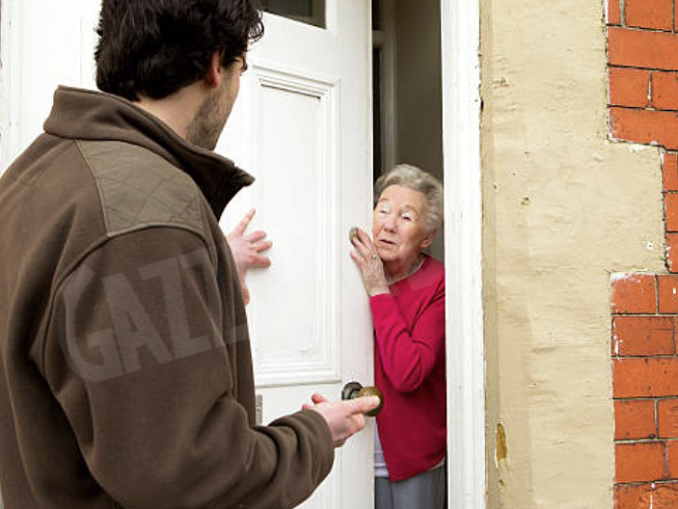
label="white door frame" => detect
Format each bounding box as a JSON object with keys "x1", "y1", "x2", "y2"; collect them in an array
[{"x1": 441, "y1": 0, "x2": 485, "y2": 508}]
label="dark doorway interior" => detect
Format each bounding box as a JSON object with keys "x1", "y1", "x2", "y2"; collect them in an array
[{"x1": 372, "y1": 0, "x2": 444, "y2": 261}]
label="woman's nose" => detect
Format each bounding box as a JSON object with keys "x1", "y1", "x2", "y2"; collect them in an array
[{"x1": 383, "y1": 214, "x2": 397, "y2": 231}]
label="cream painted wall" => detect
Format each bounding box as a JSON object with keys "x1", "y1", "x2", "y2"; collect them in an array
[{"x1": 481, "y1": 0, "x2": 665, "y2": 508}]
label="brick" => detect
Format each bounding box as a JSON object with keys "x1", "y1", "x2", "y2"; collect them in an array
[
  {"x1": 669, "y1": 441, "x2": 678, "y2": 478},
  {"x1": 615, "y1": 400, "x2": 657, "y2": 439},
  {"x1": 614, "y1": 358, "x2": 678, "y2": 398},
  {"x1": 654, "y1": 72, "x2": 678, "y2": 111},
  {"x1": 668, "y1": 234, "x2": 678, "y2": 273},
  {"x1": 616, "y1": 442, "x2": 666, "y2": 483},
  {"x1": 613, "y1": 316, "x2": 675, "y2": 356},
  {"x1": 609, "y1": 28, "x2": 678, "y2": 70},
  {"x1": 626, "y1": 0, "x2": 673, "y2": 30},
  {"x1": 658, "y1": 274, "x2": 678, "y2": 312},
  {"x1": 611, "y1": 107, "x2": 678, "y2": 151},
  {"x1": 608, "y1": 0, "x2": 621, "y2": 24},
  {"x1": 615, "y1": 483, "x2": 678, "y2": 509},
  {"x1": 610, "y1": 67, "x2": 650, "y2": 107},
  {"x1": 667, "y1": 195, "x2": 678, "y2": 233},
  {"x1": 611, "y1": 273, "x2": 657, "y2": 314},
  {"x1": 663, "y1": 153, "x2": 678, "y2": 192},
  {"x1": 658, "y1": 399, "x2": 678, "y2": 438}
]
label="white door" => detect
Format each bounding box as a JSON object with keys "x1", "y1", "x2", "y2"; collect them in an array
[
  {"x1": 219, "y1": 2, "x2": 375, "y2": 509},
  {"x1": 0, "y1": 0, "x2": 100, "y2": 170},
  {"x1": 1, "y1": 2, "x2": 375, "y2": 508}
]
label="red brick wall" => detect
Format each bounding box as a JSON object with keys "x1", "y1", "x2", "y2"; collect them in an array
[{"x1": 609, "y1": 0, "x2": 678, "y2": 506}]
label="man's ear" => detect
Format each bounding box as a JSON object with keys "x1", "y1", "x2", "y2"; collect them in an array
[{"x1": 205, "y1": 51, "x2": 223, "y2": 89}]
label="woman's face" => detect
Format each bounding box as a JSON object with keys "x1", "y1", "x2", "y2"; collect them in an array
[{"x1": 372, "y1": 185, "x2": 433, "y2": 270}]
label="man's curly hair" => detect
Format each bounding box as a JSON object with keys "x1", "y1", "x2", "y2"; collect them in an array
[{"x1": 95, "y1": 0, "x2": 264, "y2": 101}]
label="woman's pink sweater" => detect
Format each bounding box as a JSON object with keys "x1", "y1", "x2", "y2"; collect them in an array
[{"x1": 369, "y1": 255, "x2": 446, "y2": 482}]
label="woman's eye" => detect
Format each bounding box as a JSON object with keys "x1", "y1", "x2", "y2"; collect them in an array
[{"x1": 402, "y1": 214, "x2": 413, "y2": 222}]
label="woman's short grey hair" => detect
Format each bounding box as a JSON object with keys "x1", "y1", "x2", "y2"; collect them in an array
[{"x1": 374, "y1": 164, "x2": 443, "y2": 233}]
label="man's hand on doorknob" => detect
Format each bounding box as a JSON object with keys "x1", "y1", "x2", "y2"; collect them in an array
[{"x1": 302, "y1": 393, "x2": 381, "y2": 448}]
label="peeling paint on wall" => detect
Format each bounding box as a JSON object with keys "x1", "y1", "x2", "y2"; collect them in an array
[{"x1": 496, "y1": 421, "x2": 508, "y2": 463}]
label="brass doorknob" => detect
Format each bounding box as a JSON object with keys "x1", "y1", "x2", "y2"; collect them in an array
[
  {"x1": 349, "y1": 226, "x2": 360, "y2": 244},
  {"x1": 341, "y1": 381, "x2": 384, "y2": 417}
]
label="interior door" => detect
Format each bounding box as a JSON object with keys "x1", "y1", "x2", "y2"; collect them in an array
[{"x1": 218, "y1": 2, "x2": 374, "y2": 509}]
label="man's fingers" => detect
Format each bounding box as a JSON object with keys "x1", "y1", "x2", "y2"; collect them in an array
[
  {"x1": 245, "y1": 230, "x2": 268, "y2": 243},
  {"x1": 251, "y1": 254, "x2": 271, "y2": 268},
  {"x1": 307, "y1": 395, "x2": 377, "y2": 447},
  {"x1": 346, "y1": 396, "x2": 381, "y2": 415},
  {"x1": 343, "y1": 412, "x2": 366, "y2": 441},
  {"x1": 311, "y1": 393, "x2": 329, "y2": 404},
  {"x1": 234, "y1": 208, "x2": 256, "y2": 235},
  {"x1": 252, "y1": 240, "x2": 273, "y2": 254}
]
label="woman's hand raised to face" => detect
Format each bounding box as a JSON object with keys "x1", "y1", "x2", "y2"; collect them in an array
[{"x1": 349, "y1": 228, "x2": 390, "y2": 297}]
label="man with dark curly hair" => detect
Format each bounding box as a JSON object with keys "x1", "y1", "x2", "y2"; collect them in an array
[{"x1": 0, "y1": 1, "x2": 379, "y2": 508}]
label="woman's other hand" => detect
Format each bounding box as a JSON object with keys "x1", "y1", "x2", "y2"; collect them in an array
[
  {"x1": 226, "y1": 209, "x2": 272, "y2": 304},
  {"x1": 349, "y1": 228, "x2": 390, "y2": 297}
]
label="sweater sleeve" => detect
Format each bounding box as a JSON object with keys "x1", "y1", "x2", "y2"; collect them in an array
[
  {"x1": 42, "y1": 227, "x2": 334, "y2": 509},
  {"x1": 369, "y1": 278, "x2": 445, "y2": 393}
]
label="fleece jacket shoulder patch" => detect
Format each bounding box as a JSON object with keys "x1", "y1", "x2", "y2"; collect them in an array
[{"x1": 76, "y1": 140, "x2": 204, "y2": 238}]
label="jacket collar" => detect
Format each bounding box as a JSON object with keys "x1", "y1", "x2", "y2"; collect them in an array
[{"x1": 44, "y1": 86, "x2": 254, "y2": 219}]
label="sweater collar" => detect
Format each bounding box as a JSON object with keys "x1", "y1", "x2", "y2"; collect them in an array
[{"x1": 44, "y1": 86, "x2": 254, "y2": 219}]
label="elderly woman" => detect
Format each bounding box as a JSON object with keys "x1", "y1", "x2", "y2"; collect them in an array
[{"x1": 350, "y1": 164, "x2": 446, "y2": 509}]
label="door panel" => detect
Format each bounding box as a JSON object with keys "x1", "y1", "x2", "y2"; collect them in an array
[
  {"x1": 250, "y1": 66, "x2": 340, "y2": 388},
  {"x1": 219, "y1": 2, "x2": 374, "y2": 508}
]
